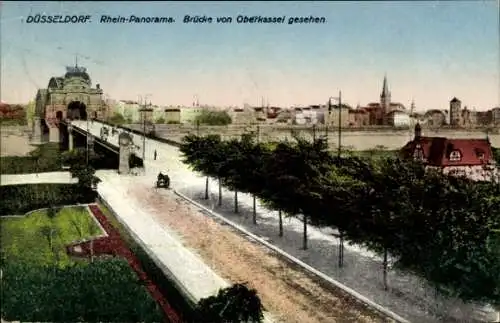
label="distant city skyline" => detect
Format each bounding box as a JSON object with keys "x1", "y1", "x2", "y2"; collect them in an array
[{"x1": 1, "y1": 1, "x2": 499, "y2": 110}]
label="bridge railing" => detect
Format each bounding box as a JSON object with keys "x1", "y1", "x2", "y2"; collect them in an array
[{"x1": 96, "y1": 120, "x2": 181, "y2": 147}]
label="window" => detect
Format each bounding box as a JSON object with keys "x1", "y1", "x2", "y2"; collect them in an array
[
  {"x1": 449, "y1": 150, "x2": 461, "y2": 161},
  {"x1": 478, "y1": 152, "x2": 485, "y2": 161}
]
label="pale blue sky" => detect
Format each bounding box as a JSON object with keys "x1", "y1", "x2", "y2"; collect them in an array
[{"x1": 1, "y1": 1, "x2": 499, "y2": 111}]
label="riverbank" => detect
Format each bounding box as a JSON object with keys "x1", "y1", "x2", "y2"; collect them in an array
[{"x1": 1, "y1": 126, "x2": 34, "y2": 157}]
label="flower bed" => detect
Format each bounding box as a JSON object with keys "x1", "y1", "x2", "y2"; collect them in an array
[{"x1": 66, "y1": 204, "x2": 182, "y2": 323}]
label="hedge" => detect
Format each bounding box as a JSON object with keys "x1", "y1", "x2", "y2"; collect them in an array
[
  {"x1": 0, "y1": 143, "x2": 63, "y2": 174},
  {"x1": 1, "y1": 259, "x2": 163, "y2": 322},
  {"x1": 0, "y1": 184, "x2": 96, "y2": 215}
]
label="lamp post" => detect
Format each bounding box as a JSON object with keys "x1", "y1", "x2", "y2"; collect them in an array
[
  {"x1": 139, "y1": 103, "x2": 153, "y2": 172},
  {"x1": 328, "y1": 91, "x2": 345, "y2": 268}
]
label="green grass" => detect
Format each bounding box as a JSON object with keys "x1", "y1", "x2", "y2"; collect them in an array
[{"x1": 1, "y1": 206, "x2": 102, "y2": 266}]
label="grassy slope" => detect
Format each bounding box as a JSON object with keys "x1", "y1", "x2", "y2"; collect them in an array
[{"x1": 1, "y1": 206, "x2": 102, "y2": 266}]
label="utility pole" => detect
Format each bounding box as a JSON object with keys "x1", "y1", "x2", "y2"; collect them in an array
[
  {"x1": 86, "y1": 116, "x2": 89, "y2": 165},
  {"x1": 337, "y1": 90, "x2": 344, "y2": 268},
  {"x1": 338, "y1": 91, "x2": 342, "y2": 159},
  {"x1": 142, "y1": 105, "x2": 146, "y2": 162},
  {"x1": 326, "y1": 98, "x2": 332, "y2": 146}
]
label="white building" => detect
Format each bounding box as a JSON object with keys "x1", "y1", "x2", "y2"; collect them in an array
[
  {"x1": 293, "y1": 106, "x2": 326, "y2": 125},
  {"x1": 387, "y1": 110, "x2": 411, "y2": 127}
]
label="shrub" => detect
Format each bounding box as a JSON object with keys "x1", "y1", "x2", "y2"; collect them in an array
[
  {"x1": 0, "y1": 143, "x2": 63, "y2": 174},
  {"x1": 493, "y1": 147, "x2": 500, "y2": 163},
  {"x1": 108, "y1": 113, "x2": 126, "y2": 125},
  {"x1": 195, "y1": 110, "x2": 232, "y2": 126},
  {"x1": 0, "y1": 184, "x2": 96, "y2": 215},
  {"x1": 197, "y1": 283, "x2": 264, "y2": 323}
]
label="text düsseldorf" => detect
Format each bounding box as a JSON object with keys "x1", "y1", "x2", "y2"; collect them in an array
[{"x1": 25, "y1": 15, "x2": 91, "y2": 24}]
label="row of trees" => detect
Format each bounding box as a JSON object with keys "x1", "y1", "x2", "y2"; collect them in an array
[{"x1": 180, "y1": 134, "x2": 500, "y2": 307}]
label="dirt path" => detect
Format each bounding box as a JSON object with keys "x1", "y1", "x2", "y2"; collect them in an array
[{"x1": 130, "y1": 184, "x2": 393, "y2": 323}]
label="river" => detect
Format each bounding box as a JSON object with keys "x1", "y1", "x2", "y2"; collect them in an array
[{"x1": 126, "y1": 124, "x2": 500, "y2": 151}]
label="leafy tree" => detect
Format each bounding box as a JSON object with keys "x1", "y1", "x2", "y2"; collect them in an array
[
  {"x1": 195, "y1": 110, "x2": 232, "y2": 126},
  {"x1": 39, "y1": 225, "x2": 58, "y2": 251},
  {"x1": 493, "y1": 147, "x2": 500, "y2": 163},
  {"x1": 70, "y1": 165, "x2": 101, "y2": 191},
  {"x1": 62, "y1": 147, "x2": 101, "y2": 191},
  {"x1": 180, "y1": 134, "x2": 226, "y2": 203},
  {"x1": 26, "y1": 100, "x2": 36, "y2": 125},
  {"x1": 197, "y1": 283, "x2": 264, "y2": 323},
  {"x1": 237, "y1": 134, "x2": 272, "y2": 224},
  {"x1": 109, "y1": 112, "x2": 126, "y2": 125}
]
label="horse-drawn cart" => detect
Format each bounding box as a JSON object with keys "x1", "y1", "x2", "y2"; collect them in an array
[{"x1": 156, "y1": 172, "x2": 170, "y2": 189}]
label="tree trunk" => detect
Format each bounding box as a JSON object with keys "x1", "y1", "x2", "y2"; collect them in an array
[
  {"x1": 90, "y1": 239, "x2": 94, "y2": 263},
  {"x1": 48, "y1": 232, "x2": 53, "y2": 251},
  {"x1": 234, "y1": 190, "x2": 238, "y2": 213},
  {"x1": 303, "y1": 214, "x2": 308, "y2": 250},
  {"x1": 383, "y1": 248, "x2": 388, "y2": 291},
  {"x1": 338, "y1": 231, "x2": 344, "y2": 268},
  {"x1": 218, "y1": 178, "x2": 222, "y2": 206},
  {"x1": 278, "y1": 210, "x2": 283, "y2": 237},
  {"x1": 252, "y1": 195, "x2": 257, "y2": 225},
  {"x1": 204, "y1": 177, "x2": 209, "y2": 200}
]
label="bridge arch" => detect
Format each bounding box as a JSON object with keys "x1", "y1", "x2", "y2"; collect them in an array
[{"x1": 67, "y1": 101, "x2": 87, "y2": 120}]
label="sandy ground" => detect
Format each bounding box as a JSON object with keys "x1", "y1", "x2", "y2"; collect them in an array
[
  {"x1": 130, "y1": 183, "x2": 393, "y2": 323},
  {"x1": 1, "y1": 128, "x2": 34, "y2": 157}
]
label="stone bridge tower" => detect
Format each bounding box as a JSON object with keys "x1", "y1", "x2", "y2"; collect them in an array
[{"x1": 32, "y1": 65, "x2": 108, "y2": 144}]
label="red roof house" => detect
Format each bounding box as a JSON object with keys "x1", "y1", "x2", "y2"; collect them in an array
[{"x1": 401, "y1": 123, "x2": 497, "y2": 181}]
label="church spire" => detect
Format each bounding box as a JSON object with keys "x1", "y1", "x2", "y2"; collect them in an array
[{"x1": 381, "y1": 74, "x2": 390, "y2": 99}]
